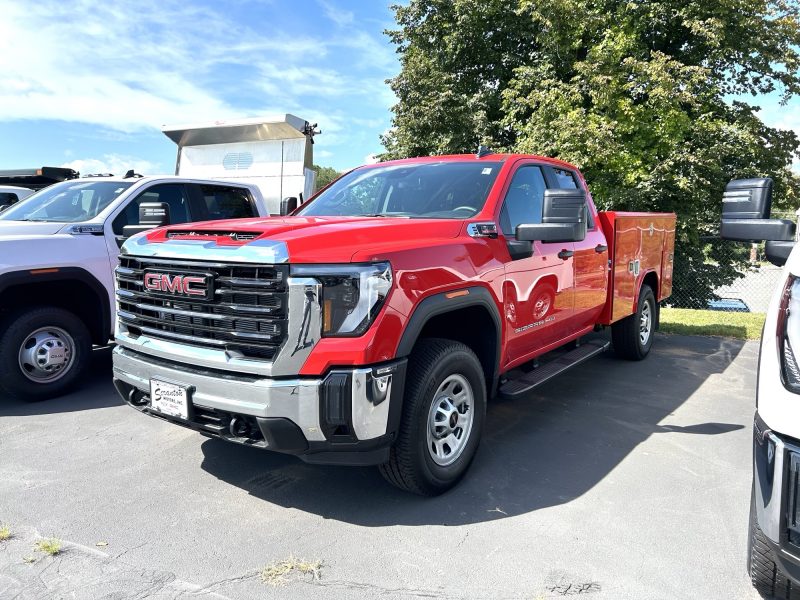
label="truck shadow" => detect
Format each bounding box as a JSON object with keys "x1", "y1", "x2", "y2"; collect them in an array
[
  {"x1": 0, "y1": 346, "x2": 123, "y2": 416},
  {"x1": 199, "y1": 334, "x2": 752, "y2": 526}
]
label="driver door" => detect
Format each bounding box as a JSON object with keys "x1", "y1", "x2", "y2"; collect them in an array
[{"x1": 499, "y1": 162, "x2": 576, "y2": 365}]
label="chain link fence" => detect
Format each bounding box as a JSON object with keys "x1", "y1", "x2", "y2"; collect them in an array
[{"x1": 668, "y1": 211, "x2": 797, "y2": 313}]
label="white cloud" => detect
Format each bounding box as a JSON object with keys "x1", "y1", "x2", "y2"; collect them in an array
[
  {"x1": 0, "y1": 0, "x2": 397, "y2": 133},
  {"x1": 318, "y1": 0, "x2": 354, "y2": 26},
  {"x1": 60, "y1": 154, "x2": 165, "y2": 177},
  {"x1": 363, "y1": 154, "x2": 380, "y2": 164}
]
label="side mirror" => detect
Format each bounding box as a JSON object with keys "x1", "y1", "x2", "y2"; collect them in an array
[
  {"x1": 720, "y1": 177, "x2": 795, "y2": 242},
  {"x1": 121, "y1": 202, "x2": 171, "y2": 240},
  {"x1": 280, "y1": 196, "x2": 298, "y2": 216},
  {"x1": 516, "y1": 189, "x2": 588, "y2": 243},
  {"x1": 765, "y1": 240, "x2": 794, "y2": 267}
]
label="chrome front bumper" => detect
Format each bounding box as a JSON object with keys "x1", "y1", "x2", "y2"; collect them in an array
[{"x1": 112, "y1": 345, "x2": 406, "y2": 465}]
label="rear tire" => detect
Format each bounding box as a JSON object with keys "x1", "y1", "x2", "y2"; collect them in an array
[
  {"x1": 612, "y1": 284, "x2": 655, "y2": 360},
  {"x1": 379, "y1": 338, "x2": 486, "y2": 496},
  {"x1": 749, "y1": 486, "x2": 800, "y2": 599},
  {"x1": 0, "y1": 307, "x2": 92, "y2": 401}
]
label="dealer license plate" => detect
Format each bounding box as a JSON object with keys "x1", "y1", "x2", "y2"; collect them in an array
[{"x1": 149, "y1": 379, "x2": 190, "y2": 420}]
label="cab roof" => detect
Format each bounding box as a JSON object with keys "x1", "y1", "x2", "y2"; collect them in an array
[{"x1": 365, "y1": 153, "x2": 580, "y2": 172}]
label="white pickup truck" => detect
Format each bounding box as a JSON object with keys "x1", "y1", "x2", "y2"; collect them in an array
[
  {"x1": 720, "y1": 178, "x2": 800, "y2": 598},
  {"x1": 0, "y1": 175, "x2": 270, "y2": 401}
]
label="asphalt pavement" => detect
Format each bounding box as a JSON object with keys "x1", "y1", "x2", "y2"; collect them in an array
[{"x1": 0, "y1": 334, "x2": 761, "y2": 599}]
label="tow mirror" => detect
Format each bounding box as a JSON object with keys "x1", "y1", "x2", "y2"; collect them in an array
[
  {"x1": 516, "y1": 189, "x2": 588, "y2": 243},
  {"x1": 121, "y1": 202, "x2": 171, "y2": 240},
  {"x1": 280, "y1": 196, "x2": 298, "y2": 216},
  {"x1": 766, "y1": 240, "x2": 794, "y2": 267},
  {"x1": 720, "y1": 177, "x2": 795, "y2": 242}
]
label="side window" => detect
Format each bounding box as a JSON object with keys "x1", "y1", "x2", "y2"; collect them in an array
[
  {"x1": 553, "y1": 167, "x2": 595, "y2": 229},
  {"x1": 0, "y1": 192, "x2": 19, "y2": 205},
  {"x1": 200, "y1": 185, "x2": 256, "y2": 220},
  {"x1": 499, "y1": 165, "x2": 546, "y2": 236},
  {"x1": 553, "y1": 168, "x2": 578, "y2": 189},
  {"x1": 112, "y1": 184, "x2": 191, "y2": 235}
]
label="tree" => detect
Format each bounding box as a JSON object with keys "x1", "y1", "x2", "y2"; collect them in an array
[
  {"x1": 312, "y1": 165, "x2": 341, "y2": 192},
  {"x1": 382, "y1": 0, "x2": 800, "y2": 307}
]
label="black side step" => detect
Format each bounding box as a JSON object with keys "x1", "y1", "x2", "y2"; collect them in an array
[{"x1": 497, "y1": 339, "x2": 610, "y2": 400}]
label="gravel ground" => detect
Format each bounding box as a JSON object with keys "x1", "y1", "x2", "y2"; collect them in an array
[{"x1": 0, "y1": 334, "x2": 761, "y2": 599}]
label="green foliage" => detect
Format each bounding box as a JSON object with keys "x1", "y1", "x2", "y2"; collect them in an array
[
  {"x1": 312, "y1": 165, "x2": 341, "y2": 192},
  {"x1": 383, "y1": 0, "x2": 800, "y2": 306}
]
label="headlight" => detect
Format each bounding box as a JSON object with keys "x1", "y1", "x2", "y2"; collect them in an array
[
  {"x1": 291, "y1": 262, "x2": 392, "y2": 337},
  {"x1": 779, "y1": 275, "x2": 800, "y2": 393}
]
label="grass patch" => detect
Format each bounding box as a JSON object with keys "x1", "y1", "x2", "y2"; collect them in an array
[
  {"x1": 35, "y1": 538, "x2": 62, "y2": 556},
  {"x1": 659, "y1": 308, "x2": 765, "y2": 340},
  {"x1": 0, "y1": 525, "x2": 11, "y2": 541},
  {"x1": 261, "y1": 555, "x2": 322, "y2": 586}
]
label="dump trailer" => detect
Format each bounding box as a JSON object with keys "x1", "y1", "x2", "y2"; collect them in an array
[
  {"x1": 162, "y1": 115, "x2": 319, "y2": 215},
  {"x1": 0, "y1": 166, "x2": 79, "y2": 191}
]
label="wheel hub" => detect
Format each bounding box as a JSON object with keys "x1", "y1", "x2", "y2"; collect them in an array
[
  {"x1": 640, "y1": 300, "x2": 652, "y2": 345},
  {"x1": 426, "y1": 374, "x2": 475, "y2": 467},
  {"x1": 18, "y1": 327, "x2": 75, "y2": 383}
]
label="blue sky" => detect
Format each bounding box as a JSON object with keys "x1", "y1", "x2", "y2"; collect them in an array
[
  {"x1": 0, "y1": 0, "x2": 798, "y2": 176},
  {"x1": 0, "y1": 0, "x2": 398, "y2": 175}
]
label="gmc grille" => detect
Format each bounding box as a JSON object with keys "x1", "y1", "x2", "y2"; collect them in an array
[{"x1": 116, "y1": 256, "x2": 288, "y2": 361}]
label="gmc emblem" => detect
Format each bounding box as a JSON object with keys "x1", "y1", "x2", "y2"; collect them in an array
[{"x1": 143, "y1": 272, "x2": 209, "y2": 298}]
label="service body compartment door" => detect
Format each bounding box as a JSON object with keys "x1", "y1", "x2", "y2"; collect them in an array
[
  {"x1": 611, "y1": 218, "x2": 641, "y2": 322},
  {"x1": 598, "y1": 212, "x2": 676, "y2": 324}
]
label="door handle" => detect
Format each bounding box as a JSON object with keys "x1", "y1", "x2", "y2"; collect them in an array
[
  {"x1": 594, "y1": 244, "x2": 608, "y2": 253},
  {"x1": 557, "y1": 249, "x2": 574, "y2": 260}
]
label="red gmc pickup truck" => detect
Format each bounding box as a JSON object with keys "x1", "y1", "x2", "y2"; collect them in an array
[{"x1": 112, "y1": 153, "x2": 676, "y2": 495}]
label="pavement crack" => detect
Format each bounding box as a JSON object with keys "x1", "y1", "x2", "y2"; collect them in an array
[
  {"x1": 456, "y1": 530, "x2": 470, "y2": 549},
  {"x1": 112, "y1": 540, "x2": 149, "y2": 561},
  {"x1": 316, "y1": 578, "x2": 459, "y2": 599},
  {"x1": 193, "y1": 571, "x2": 259, "y2": 594}
]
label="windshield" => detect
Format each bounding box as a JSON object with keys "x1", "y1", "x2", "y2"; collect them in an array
[
  {"x1": 298, "y1": 161, "x2": 502, "y2": 219},
  {"x1": 0, "y1": 180, "x2": 134, "y2": 223}
]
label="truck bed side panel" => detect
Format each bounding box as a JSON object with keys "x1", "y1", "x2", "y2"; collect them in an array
[{"x1": 598, "y1": 212, "x2": 676, "y2": 324}]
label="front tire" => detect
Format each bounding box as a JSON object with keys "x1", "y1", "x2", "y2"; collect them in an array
[
  {"x1": 612, "y1": 283, "x2": 656, "y2": 360},
  {"x1": 749, "y1": 487, "x2": 800, "y2": 599},
  {"x1": 0, "y1": 307, "x2": 92, "y2": 401},
  {"x1": 379, "y1": 338, "x2": 486, "y2": 496}
]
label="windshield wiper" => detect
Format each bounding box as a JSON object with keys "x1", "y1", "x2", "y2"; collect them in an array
[{"x1": 357, "y1": 213, "x2": 411, "y2": 218}]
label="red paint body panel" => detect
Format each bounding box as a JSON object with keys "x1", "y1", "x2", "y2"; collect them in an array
[
  {"x1": 597, "y1": 212, "x2": 677, "y2": 325},
  {"x1": 145, "y1": 154, "x2": 676, "y2": 378}
]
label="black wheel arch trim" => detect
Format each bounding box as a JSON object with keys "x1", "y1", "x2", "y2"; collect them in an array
[
  {"x1": 0, "y1": 267, "x2": 111, "y2": 343},
  {"x1": 396, "y1": 286, "x2": 503, "y2": 391}
]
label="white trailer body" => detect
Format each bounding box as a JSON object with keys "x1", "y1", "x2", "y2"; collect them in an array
[{"x1": 162, "y1": 115, "x2": 317, "y2": 215}]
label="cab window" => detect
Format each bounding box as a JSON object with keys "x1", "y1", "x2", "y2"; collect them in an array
[
  {"x1": 553, "y1": 168, "x2": 578, "y2": 189},
  {"x1": 200, "y1": 185, "x2": 256, "y2": 220},
  {"x1": 499, "y1": 165, "x2": 546, "y2": 236},
  {"x1": 112, "y1": 184, "x2": 191, "y2": 235},
  {"x1": 553, "y1": 167, "x2": 595, "y2": 229}
]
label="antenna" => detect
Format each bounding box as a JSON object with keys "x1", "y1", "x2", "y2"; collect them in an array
[{"x1": 476, "y1": 145, "x2": 493, "y2": 158}]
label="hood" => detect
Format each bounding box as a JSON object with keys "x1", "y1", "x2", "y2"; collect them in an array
[
  {"x1": 0, "y1": 220, "x2": 68, "y2": 237},
  {"x1": 142, "y1": 216, "x2": 464, "y2": 263}
]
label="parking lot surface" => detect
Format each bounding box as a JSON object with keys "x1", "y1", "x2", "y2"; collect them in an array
[{"x1": 0, "y1": 335, "x2": 760, "y2": 599}]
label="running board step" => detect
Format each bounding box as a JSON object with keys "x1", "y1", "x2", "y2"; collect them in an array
[{"x1": 497, "y1": 339, "x2": 610, "y2": 400}]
